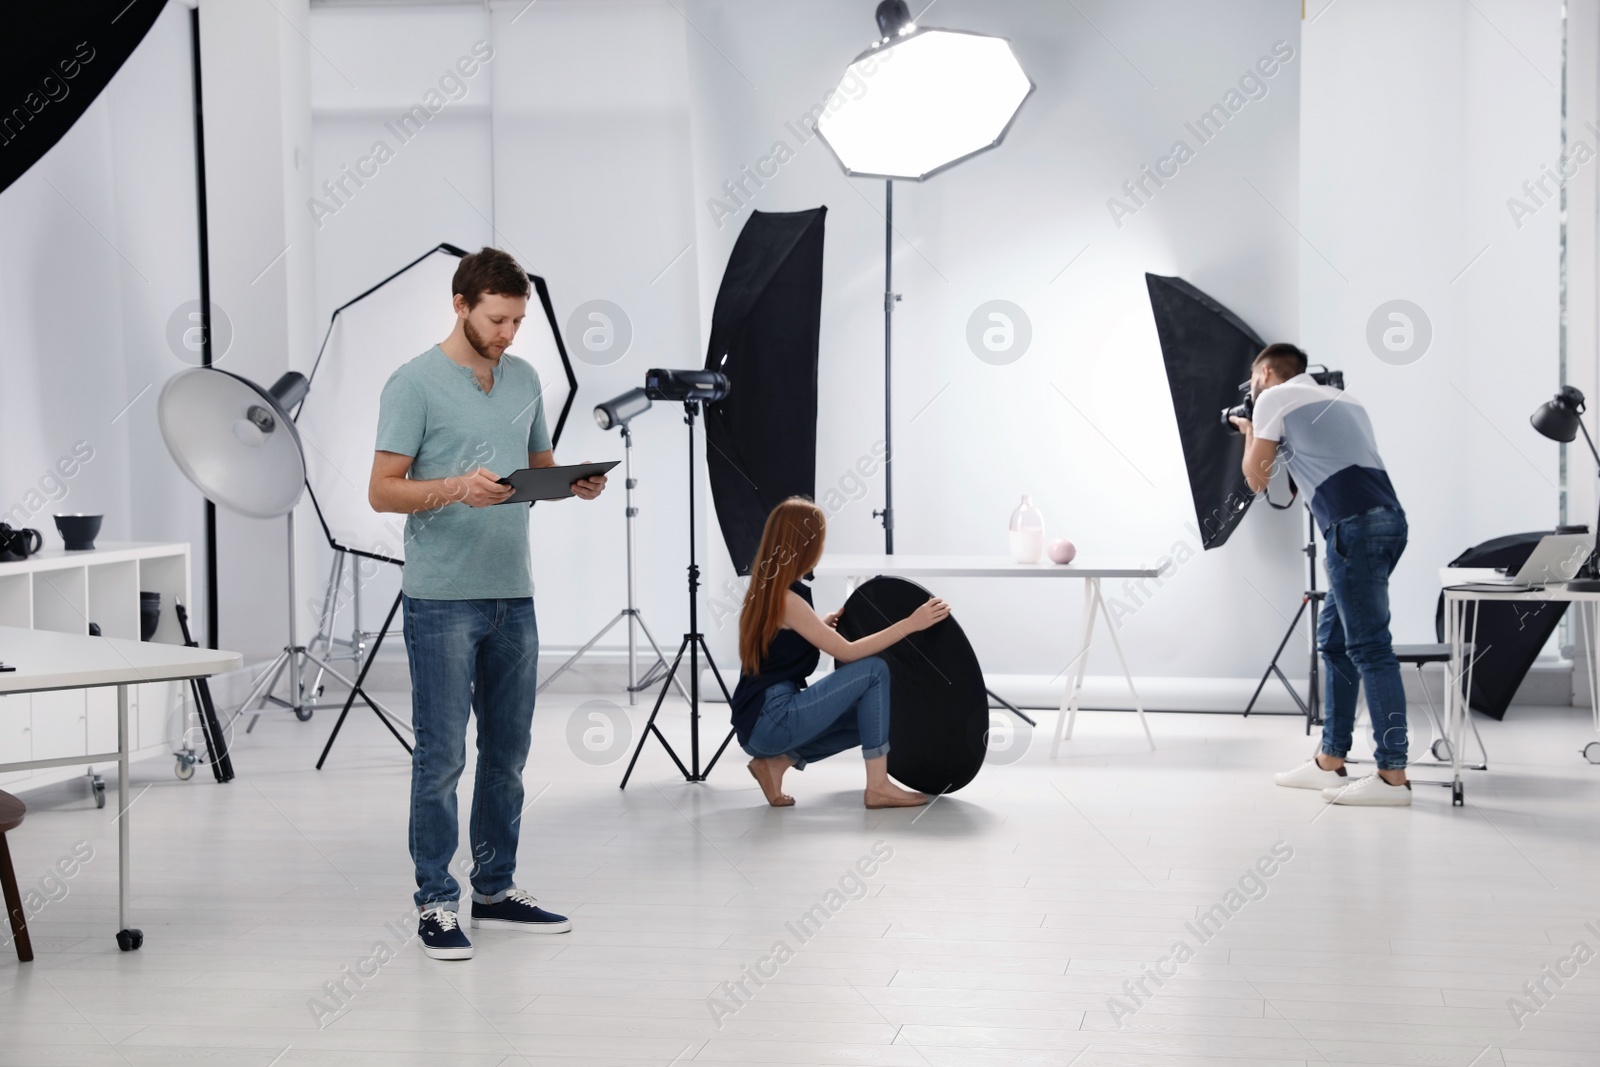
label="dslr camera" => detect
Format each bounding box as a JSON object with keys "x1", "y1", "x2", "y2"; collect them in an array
[{"x1": 1221, "y1": 365, "x2": 1344, "y2": 434}]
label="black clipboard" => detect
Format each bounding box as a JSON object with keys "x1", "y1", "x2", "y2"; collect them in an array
[{"x1": 495, "y1": 461, "x2": 619, "y2": 504}]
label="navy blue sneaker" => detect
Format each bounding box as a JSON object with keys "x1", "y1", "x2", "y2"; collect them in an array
[
  {"x1": 417, "y1": 907, "x2": 473, "y2": 959},
  {"x1": 471, "y1": 888, "x2": 571, "y2": 934}
]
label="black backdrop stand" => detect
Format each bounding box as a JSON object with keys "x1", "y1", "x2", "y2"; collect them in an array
[
  {"x1": 1244, "y1": 505, "x2": 1324, "y2": 733},
  {"x1": 620, "y1": 402, "x2": 737, "y2": 788},
  {"x1": 316, "y1": 591, "x2": 413, "y2": 768}
]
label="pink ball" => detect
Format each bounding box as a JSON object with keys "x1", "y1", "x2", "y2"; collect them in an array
[{"x1": 1047, "y1": 538, "x2": 1077, "y2": 565}]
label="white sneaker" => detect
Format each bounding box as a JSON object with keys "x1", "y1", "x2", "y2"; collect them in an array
[
  {"x1": 1274, "y1": 758, "x2": 1348, "y2": 790},
  {"x1": 1322, "y1": 773, "x2": 1412, "y2": 807}
]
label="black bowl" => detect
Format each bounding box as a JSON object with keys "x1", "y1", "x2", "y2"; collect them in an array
[
  {"x1": 54, "y1": 514, "x2": 102, "y2": 551},
  {"x1": 140, "y1": 592, "x2": 161, "y2": 641}
]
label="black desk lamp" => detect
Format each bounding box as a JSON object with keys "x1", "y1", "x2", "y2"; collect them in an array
[{"x1": 1531, "y1": 385, "x2": 1600, "y2": 591}]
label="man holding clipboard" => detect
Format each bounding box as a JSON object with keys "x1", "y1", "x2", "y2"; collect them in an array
[{"x1": 369, "y1": 247, "x2": 607, "y2": 960}]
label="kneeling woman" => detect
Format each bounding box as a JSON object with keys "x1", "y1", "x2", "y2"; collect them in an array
[{"x1": 732, "y1": 496, "x2": 950, "y2": 809}]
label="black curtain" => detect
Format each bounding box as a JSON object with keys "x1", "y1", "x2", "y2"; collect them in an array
[
  {"x1": 703, "y1": 208, "x2": 827, "y2": 574},
  {"x1": 1, "y1": 0, "x2": 168, "y2": 195},
  {"x1": 1434, "y1": 532, "x2": 1568, "y2": 721},
  {"x1": 1146, "y1": 274, "x2": 1265, "y2": 549}
]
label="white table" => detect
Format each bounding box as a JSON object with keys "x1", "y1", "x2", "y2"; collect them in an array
[
  {"x1": 1439, "y1": 570, "x2": 1600, "y2": 806},
  {"x1": 811, "y1": 555, "x2": 1170, "y2": 753},
  {"x1": 0, "y1": 626, "x2": 240, "y2": 950}
]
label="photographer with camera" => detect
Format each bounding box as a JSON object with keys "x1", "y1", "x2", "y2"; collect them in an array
[{"x1": 1230, "y1": 344, "x2": 1412, "y2": 807}]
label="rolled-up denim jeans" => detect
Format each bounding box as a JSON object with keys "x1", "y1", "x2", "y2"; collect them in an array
[
  {"x1": 1318, "y1": 506, "x2": 1409, "y2": 771},
  {"x1": 403, "y1": 595, "x2": 538, "y2": 911},
  {"x1": 743, "y1": 656, "x2": 890, "y2": 769}
]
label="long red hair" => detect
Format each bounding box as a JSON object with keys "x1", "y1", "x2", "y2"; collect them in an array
[{"x1": 738, "y1": 497, "x2": 827, "y2": 673}]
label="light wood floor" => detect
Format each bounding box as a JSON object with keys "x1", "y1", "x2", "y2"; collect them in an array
[{"x1": 2, "y1": 688, "x2": 1598, "y2": 1066}]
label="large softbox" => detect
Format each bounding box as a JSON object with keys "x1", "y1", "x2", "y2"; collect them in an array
[
  {"x1": 1147, "y1": 274, "x2": 1266, "y2": 549},
  {"x1": 296, "y1": 244, "x2": 577, "y2": 564},
  {"x1": 1, "y1": 0, "x2": 167, "y2": 194},
  {"x1": 703, "y1": 208, "x2": 827, "y2": 574}
]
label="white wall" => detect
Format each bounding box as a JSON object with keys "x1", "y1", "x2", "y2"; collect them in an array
[
  {"x1": 0, "y1": 1, "x2": 206, "y2": 631},
  {"x1": 196, "y1": 0, "x2": 317, "y2": 660},
  {"x1": 1301, "y1": 0, "x2": 1562, "y2": 644},
  {"x1": 685, "y1": 0, "x2": 1309, "y2": 685},
  {"x1": 227, "y1": 0, "x2": 1568, "y2": 704},
  {"x1": 307, "y1": 0, "x2": 701, "y2": 658}
]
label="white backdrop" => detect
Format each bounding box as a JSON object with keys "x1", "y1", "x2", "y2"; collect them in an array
[
  {"x1": 295, "y1": 0, "x2": 1565, "y2": 701},
  {"x1": 686, "y1": 0, "x2": 1310, "y2": 684}
]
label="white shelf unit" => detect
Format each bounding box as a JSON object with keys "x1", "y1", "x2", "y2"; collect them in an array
[{"x1": 0, "y1": 542, "x2": 193, "y2": 794}]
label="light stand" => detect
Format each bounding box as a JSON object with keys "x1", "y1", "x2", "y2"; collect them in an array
[
  {"x1": 817, "y1": 0, "x2": 1032, "y2": 554},
  {"x1": 537, "y1": 421, "x2": 686, "y2": 705},
  {"x1": 315, "y1": 589, "x2": 413, "y2": 769},
  {"x1": 231, "y1": 510, "x2": 405, "y2": 731},
  {"x1": 157, "y1": 366, "x2": 402, "y2": 738},
  {"x1": 619, "y1": 400, "x2": 738, "y2": 788},
  {"x1": 304, "y1": 548, "x2": 372, "y2": 697},
  {"x1": 1243, "y1": 504, "x2": 1325, "y2": 733},
  {"x1": 872, "y1": 179, "x2": 901, "y2": 552}
]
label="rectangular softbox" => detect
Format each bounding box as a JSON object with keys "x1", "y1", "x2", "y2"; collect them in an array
[
  {"x1": 1147, "y1": 274, "x2": 1265, "y2": 549},
  {"x1": 702, "y1": 208, "x2": 827, "y2": 574}
]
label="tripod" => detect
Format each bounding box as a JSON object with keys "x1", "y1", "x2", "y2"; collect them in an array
[
  {"x1": 316, "y1": 588, "x2": 414, "y2": 769},
  {"x1": 302, "y1": 548, "x2": 374, "y2": 708},
  {"x1": 537, "y1": 422, "x2": 687, "y2": 706},
  {"x1": 1244, "y1": 505, "x2": 1324, "y2": 734},
  {"x1": 230, "y1": 512, "x2": 376, "y2": 731},
  {"x1": 620, "y1": 400, "x2": 737, "y2": 788}
]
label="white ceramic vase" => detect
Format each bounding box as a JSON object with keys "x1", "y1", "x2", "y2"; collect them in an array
[{"x1": 1008, "y1": 495, "x2": 1045, "y2": 563}]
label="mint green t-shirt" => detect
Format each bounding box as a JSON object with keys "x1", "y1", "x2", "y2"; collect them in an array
[{"x1": 374, "y1": 346, "x2": 553, "y2": 600}]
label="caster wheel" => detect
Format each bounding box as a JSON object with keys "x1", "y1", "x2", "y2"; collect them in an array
[
  {"x1": 1431, "y1": 738, "x2": 1453, "y2": 763},
  {"x1": 175, "y1": 757, "x2": 195, "y2": 781},
  {"x1": 92, "y1": 777, "x2": 106, "y2": 809},
  {"x1": 1452, "y1": 781, "x2": 1465, "y2": 807},
  {"x1": 296, "y1": 707, "x2": 314, "y2": 722},
  {"x1": 116, "y1": 928, "x2": 143, "y2": 951},
  {"x1": 1584, "y1": 741, "x2": 1600, "y2": 765}
]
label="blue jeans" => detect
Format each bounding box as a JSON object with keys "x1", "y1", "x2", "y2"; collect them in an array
[
  {"x1": 743, "y1": 657, "x2": 890, "y2": 769},
  {"x1": 403, "y1": 595, "x2": 539, "y2": 911},
  {"x1": 1319, "y1": 506, "x2": 1409, "y2": 770}
]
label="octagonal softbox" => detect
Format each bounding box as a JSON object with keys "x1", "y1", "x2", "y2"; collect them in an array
[
  {"x1": 816, "y1": 28, "x2": 1034, "y2": 182},
  {"x1": 834, "y1": 576, "x2": 988, "y2": 794},
  {"x1": 296, "y1": 243, "x2": 577, "y2": 564}
]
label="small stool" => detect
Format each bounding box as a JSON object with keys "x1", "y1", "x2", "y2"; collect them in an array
[
  {"x1": 1349, "y1": 643, "x2": 1487, "y2": 772},
  {"x1": 0, "y1": 790, "x2": 32, "y2": 962}
]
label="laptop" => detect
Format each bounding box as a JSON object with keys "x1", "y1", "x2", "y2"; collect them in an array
[{"x1": 1474, "y1": 532, "x2": 1595, "y2": 588}]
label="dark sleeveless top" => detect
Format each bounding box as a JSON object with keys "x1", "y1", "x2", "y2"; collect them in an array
[{"x1": 730, "y1": 582, "x2": 821, "y2": 746}]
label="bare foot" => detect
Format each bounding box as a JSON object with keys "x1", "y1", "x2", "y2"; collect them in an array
[
  {"x1": 864, "y1": 783, "x2": 928, "y2": 809},
  {"x1": 748, "y1": 758, "x2": 794, "y2": 807}
]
